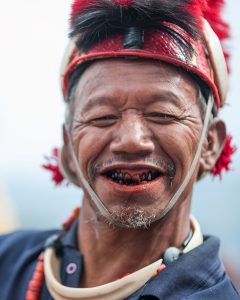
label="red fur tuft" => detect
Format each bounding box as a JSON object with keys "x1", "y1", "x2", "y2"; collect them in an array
[
  {"x1": 211, "y1": 135, "x2": 236, "y2": 178},
  {"x1": 197, "y1": 0, "x2": 208, "y2": 12},
  {"x1": 187, "y1": 6, "x2": 204, "y2": 29},
  {"x1": 184, "y1": 0, "x2": 207, "y2": 30},
  {"x1": 71, "y1": 0, "x2": 97, "y2": 23},
  {"x1": 114, "y1": 0, "x2": 133, "y2": 7},
  {"x1": 42, "y1": 148, "x2": 65, "y2": 185}
]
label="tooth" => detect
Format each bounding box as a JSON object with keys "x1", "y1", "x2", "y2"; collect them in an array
[
  {"x1": 142, "y1": 173, "x2": 146, "y2": 181},
  {"x1": 119, "y1": 172, "x2": 123, "y2": 179},
  {"x1": 132, "y1": 174, "x2": 141, "y2": 184},
  {"x1": 115, "y1": 172, "x2": 118, "y2": 178},
  {"x1": 148, "y1": 172, "x2": 152, "y2": 181},
  {"x1": 111, "y1": 173, "x2": 115, "y2": 179},
  {"x1": 119, "y1": 180, "x2": 123, "y2": 185},
  {"x1": 124, "y1": 173, "x2": 131, "y2": 180}
]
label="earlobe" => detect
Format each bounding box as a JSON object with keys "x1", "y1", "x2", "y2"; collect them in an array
[{"x1": 198, "y1": 119, "x2": 227, "y2": 175}]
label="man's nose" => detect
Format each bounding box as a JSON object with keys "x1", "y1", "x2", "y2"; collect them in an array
[{"x1": 110, "y1": 113, "x2": 155, "y2": 155}]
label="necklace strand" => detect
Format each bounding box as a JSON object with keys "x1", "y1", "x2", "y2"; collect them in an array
[
  {"x1": 25, "y1": 207, "x2": 165, "y2": 300},
  {"x1": 25, "y1": 208, "x2": 80, "y2": 300}
]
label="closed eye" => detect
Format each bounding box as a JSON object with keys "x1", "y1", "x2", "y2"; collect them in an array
[
  {"x1": 145, "y1": 112, "x2": 177, "y2": 123},
  {"x1": 91, "y1": 115, "x2": 119, "y2": 127}
]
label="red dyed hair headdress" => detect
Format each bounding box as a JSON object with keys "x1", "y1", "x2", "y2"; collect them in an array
[
  {"x1": 62, "y1": 0, "x2": 230, "y2": 106},
  {"x1": 44, "y1": 0, "x2": 236, "y2": 184}
]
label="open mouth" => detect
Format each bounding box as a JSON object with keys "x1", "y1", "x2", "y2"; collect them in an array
[{"x1": 102, "y1": 169, "x2": 162, "y2": 186}]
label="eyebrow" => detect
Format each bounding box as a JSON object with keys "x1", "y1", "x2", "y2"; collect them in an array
[
  {"x1": 81, "y1": 89, "x2": 189, "y2": 112},
  {"x1": 146, "y1": 90, "x2": 186, "y2": 107}
]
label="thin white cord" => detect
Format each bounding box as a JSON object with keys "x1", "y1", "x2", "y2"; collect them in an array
[
  {"x1": 156, "y1": 95, "x2": 214, "y2": 220},
  {"x1": 66, "y1": 128, "x2": 110, "y2": 219}
]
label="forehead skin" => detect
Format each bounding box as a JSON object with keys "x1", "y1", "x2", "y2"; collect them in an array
[{"x1": 72, "y1": 59, "x2": 200, "y2": 117}]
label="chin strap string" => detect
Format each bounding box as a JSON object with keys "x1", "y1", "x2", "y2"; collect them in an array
[
  {"x1": 65, "y1": 94, "x2": 214, "y2": 223},
  {"x1": 65, "y1": 126, "x2": 110, "y2": 219},
  {"x1": 155, "y1": 94, "x2": 214, "y2": 220}
]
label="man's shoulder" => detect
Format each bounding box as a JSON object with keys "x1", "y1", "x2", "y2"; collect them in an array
[
  {"x1": 0, "y1": 228, "x2": 58, "y2": 260},
  {"x1": 0, "y1": 229, "x2": 58, "y2": 299}
]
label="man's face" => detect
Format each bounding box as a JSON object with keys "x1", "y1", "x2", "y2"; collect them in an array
[{"x1": 69, "y1": 59, "x2": 203, "y2": 228}]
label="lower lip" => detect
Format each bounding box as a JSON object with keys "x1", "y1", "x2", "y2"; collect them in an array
[{"x1": 99, "y1": 175, "x2": 165, "y2": 193}]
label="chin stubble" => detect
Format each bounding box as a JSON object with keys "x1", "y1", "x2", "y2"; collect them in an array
[{"x1": 105, "y1": 207, "x2": 157, "y2": 229}]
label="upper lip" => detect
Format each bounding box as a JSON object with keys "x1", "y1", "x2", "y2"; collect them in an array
[{"x1": 98, "y1": 163, "x2": 166, "y2": 175}]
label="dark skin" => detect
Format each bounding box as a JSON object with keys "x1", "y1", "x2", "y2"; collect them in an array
[{"x1": 64, "y1": 59, "x2": 226, "y2": 288}]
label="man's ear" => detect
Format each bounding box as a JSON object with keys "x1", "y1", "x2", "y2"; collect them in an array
[
  {"x1": 199, "y1": 118, "x2": 227, "y2": 174},
  {"x1": 61, "y1": 125, "x2": 81, "y2": 186}
]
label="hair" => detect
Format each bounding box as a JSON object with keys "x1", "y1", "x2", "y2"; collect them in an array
[{"x1": 70, "y1": 0, "x2": 201, "y2": 57}]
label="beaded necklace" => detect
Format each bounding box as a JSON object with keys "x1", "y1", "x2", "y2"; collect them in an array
[
  {"x1": 25, "y1": 209, "x2": 201, "y2": 300},
  {"x1": 25, "y1": 207, "x2": 80, "y2": 300}
]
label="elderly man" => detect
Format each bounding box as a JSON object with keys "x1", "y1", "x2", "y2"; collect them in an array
[{"x1": 0, "y1": 0, "x2": 239, "y2": 299}]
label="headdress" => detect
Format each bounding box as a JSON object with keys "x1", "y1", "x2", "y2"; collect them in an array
[{"x1": 44, "y1": 0, "x2": 236, "y2": 184}]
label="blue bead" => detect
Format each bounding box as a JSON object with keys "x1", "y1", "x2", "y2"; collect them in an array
[{"x1": 163, "y1": 247, "x2": 181, "y2": 265}]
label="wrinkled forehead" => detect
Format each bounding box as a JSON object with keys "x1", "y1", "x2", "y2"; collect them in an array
[{"x1": 70, "y1": 58, "x2": 199, "y2": 110}]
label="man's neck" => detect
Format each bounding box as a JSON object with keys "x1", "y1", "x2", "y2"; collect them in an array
[{"x1": 78, "y1": 199, "x2": 191, "y2": 288}]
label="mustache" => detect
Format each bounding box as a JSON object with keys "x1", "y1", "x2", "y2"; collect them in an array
[{"x1": 90, "y1": 154, "x2": 176, "y2": 180}]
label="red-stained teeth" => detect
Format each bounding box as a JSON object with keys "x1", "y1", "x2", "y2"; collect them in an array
[
  {"x1": 105, "y1": 170, "x2": 161, "y2": 185},
  {"x1": 132, "y1": 174, "x2": 141, "y2": 184},
  {"x1": 124, "y1": 173, "x2": 131, "y2": 182}
]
